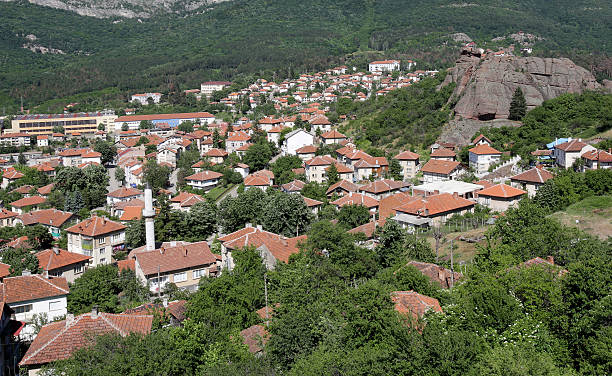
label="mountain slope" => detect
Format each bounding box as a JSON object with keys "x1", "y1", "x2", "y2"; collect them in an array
[{"x1": 1, "y1": 0, "x2": 610, "y2": 110}]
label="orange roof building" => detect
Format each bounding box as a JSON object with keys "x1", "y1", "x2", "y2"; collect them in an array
[{"x1": 36, "y1": 248, "x2": 91, "y2": 283}]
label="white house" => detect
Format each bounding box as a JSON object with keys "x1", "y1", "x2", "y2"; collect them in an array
[
  {"x1": 36, "y1": 135, "x2": 49, "y2": 147},
  {"x1": 282, "y1": 129, "x2": 314, "y2": 155},
  {"x1": 368, "y1": 60, "x2": 400, "y2": 72},
  {"x1": 394, "y1": 151, "x2": 420, "y2": 180},
  {"x1": 468, "y1": 144, "x2": 502, "y2": 174},
  {"x1": 106, "y1": 187, "x2": 144, "y2": 206},
  {"x1": 0, "y1": 273, "x2": 69, "y2": 341},
  {"x1": 200, "y1": 81, "x2": 232, "y2": 97},
  {"x1": 131, "y1": 92, "x2": 162, "y2": 105},
  {"x1": 185, "y1": 170, "x2": 223, "y2": 191},
  {"x1": 421, "y1": 160, "x2": 464, "y2": 183},
  {"x1": 554, "y1": 139, "x2": 596, "y2": 169}
]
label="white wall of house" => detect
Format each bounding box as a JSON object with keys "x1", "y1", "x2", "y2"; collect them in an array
[{"x1": 10, "y1": 295, "x2": 67, "y2": 340}]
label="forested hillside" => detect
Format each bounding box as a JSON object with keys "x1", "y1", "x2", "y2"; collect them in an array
[{"x1": 1, "y1": 0, "x2": 611, "y2": 110}]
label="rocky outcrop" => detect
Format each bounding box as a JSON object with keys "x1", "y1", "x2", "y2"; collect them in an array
[{"x1": 441, "y1": 54, "x2": 602, "y2": 120}]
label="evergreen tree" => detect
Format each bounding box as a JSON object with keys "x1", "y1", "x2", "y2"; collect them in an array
[
  {"x1": 326, "y1": 163, "x2": 339, "y2": 184},
  {"x1": 509, "y1": 87, "x2": 527, "y2": 120}
]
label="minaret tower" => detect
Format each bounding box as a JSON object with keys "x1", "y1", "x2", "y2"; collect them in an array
[{"x1": 143, "y1": 183, "x2": 156, "y2": 251}]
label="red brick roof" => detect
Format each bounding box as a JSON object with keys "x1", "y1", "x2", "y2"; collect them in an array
[
  {"x1": 359, "y1": 179, "x2": 407, "y2": 194},
  {"x1": 510, "y1": 167, "x2": 554, "y2": 184},
  {"x1": 582, "y1": 149, "x2": 612, "y2": 162},
  {"x1": 2, "y1": 168, "x2": 24, "y2": 180},
  {"x1": 37, "y1": 183, "x2": 55, "y2": 195},
  {"x1": 107, "y1": 187, "x2": 143, "y2": 198},
  {"x1": 9, "y1": 195, "x2": 46, "y2": 208},
  {"x1": 221, "y1": 227, "x2": 306, "y2": 264},
  {"x1": 123, "y1": 300, "x2": 187, "y2": 322},
  {"x1": 420, "y1": 160, "x2": 462, "y2": 175},
  {"x1": 241, "y1": 324, "x2": 269, "y2": 354},
  {"x1": 391, "y1": 291, "x2": 442, "y2": 320},
  {"x1": 19, "y1": 311, "x2": 153, "y2": 366},
  {"x1": 36, "y1": 248, "x2": 90, "y2": 271},
  {"x1": 302, "y1": 196, "x2": 323, "y2": 207},
  {"x1": 331, "y1": 192, "x2": 379, "y2": 209},
  {"x1": 305, "y1": 155, "x2": 335, "y2": 166},
  {"x1": 206, "y1": 148, "x2": 228, "y2": 157},
  {"x1": 185, "y1": 170, "x2": 223, "y2": 182},
  {"x1": 120, "y1": 206, "x2": 143, "y2": 221},
  {"x1": 468, "y1": 143, "x2": 501, "y2": 155},
  {"x1": 66, "y1": 216, "x2": 126, "y2": 237},
  {"x1": 430, "y1": 147, "x2": 456, "y2": 158},
  {"x1": 394, "y1": 151, "x2": 420, "y2": 160},
  {"x1": 556, "y1": 139, "x2": 588, "y2": 152},
  {"x1": 296, "y1": 145, "x2": 318, "y2": 154},
  {"x1": 0, "y1": 275, "x2": 69, "y2": 303},
  {"x1": 326, "y1": 179, "x2": 359, "y2": 195},
  {"x1": 321, "y1": 130, "x2": 346, "y2": 139},
  {"x1": 0, "y1": 209, "x2": 18, "y2": 220},
  {"x1": 477, "y1": 183, "x2": 526, "y2": 198},
  {"x1": 379, "y1": 192, "x2": 414, "y2": 219},
  {"x1": 405, "y1": 261, "x2": 462, "y2": 289},
  {"x1": 134, "y1": 241, "x2": 217, "y2": 276},
  {"x1": 394, "y1": 193, "x2": 474, "y2": 217},
  {"x1": 17, "y1": 209, "x2": 74, "y2": 227}
]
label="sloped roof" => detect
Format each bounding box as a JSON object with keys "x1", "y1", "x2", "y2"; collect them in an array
[
  {"x1": 19, "y1": 312, "x2": 153, "y2": 366},
  {"x1": 17, "y1": 209, "x2": 74, "y2": 227},
  {"x1": 394, "y1": 151, "x2": 420, "y2": 160},
  {"x1": 0, "y1": 275, "x2": 69, "y2": 303},
  {"x1": 134, "y1": 241, "x2": 217, "y2": 276},
  {"x1": 472, "y1": 134, "x2": 492, "y2": 144},
  {"x1": 0, "y1": 263, "x2": 11, "y2": 279},
  {"x1": 107, "y1": 187, "x2": 143, "y2": 198},
  {"x1": 0, "y1": 209, "x2": 18, "y2": 220},
  {"x1": 36, "y1": 248, "x2": 90, "y2": 271},
  {"x1": 305, "y1": 155, "x2": 335, "y2": 166},
  {"x1": 394, "y1": 193, "x2": 474, "y2": 217},
  {"x1": 405, "y1": 261, "x2": 462, "y2": 289},
  {"x1": 477, "y1": 183, "x2": 526, "y2": 198},
  {"x1": 326, "y1": 179, "x2": 359, "y2": 195},
  {"x1": 468, "y1": 143, "x2": 501, "y2": 155},
  {"x1": 302, "y1": 196, "x2": 323, "y2": 207},
  {"x1": 119, "y1": 206, "x2": 143, "y2": 221},
  {"x1": 281, "y1": 179, "x2": 305, "y2": 192},
  {"x1": 359, "y1": 179, "x2": 407, "y2": 194},
  {"x1": 241, "y1": 324, "x2": 269, "y2": 354},
  {"x1": 420, "y1": 160, "x2": 462, "y2": 175},
  {"x1": 37, "y1": 183, "x2": 55, "y2": 195},
  {"x1": 391, "y1": 291, "x2": 442, "y2": 319},
  {"x1": 221, "y1": 227, "x2": 306, "y2": 264},
  {"x1": 331, "y1": 192, "x2": 379, "y2": 209},
  {"x1": 582, "y1": 149, "x2": 612, "y2": 162},
  {"x1": 9, "y1": 196, "x2": 46, "y2": 208},
  {"x1": 185, "y1": 170, "x2": 223, "y2": 182},
  {"x1": 295, "y1": 145, "x2": 318, "y2": 154},
  {"x1": 206, "y1": 148, "x2": 228, "y2": 157},
  {"x1": 510, "y1": 167, "x2": 554, "y2": 184},
  {"x1": 556, "y1": 139, "x2": 588, "y2": 152},
  {"x1": 430, "y1": 147, "x2": 456, "y2": 158},
  {"x1": 66, "y1": 216, "x2": 126, "y2": 237},
  {"x1": 321, "y1": 130, "x2": 346, "y2": 139}
]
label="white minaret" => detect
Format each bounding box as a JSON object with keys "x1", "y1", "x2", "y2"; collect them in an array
[{"x1": 143, "y1": 183, "x2": 156, "y2": 251}]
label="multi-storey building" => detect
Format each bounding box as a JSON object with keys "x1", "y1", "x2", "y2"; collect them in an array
[
  {"x1": 11, "y1": 111, "x2": 117, "y2": 136},
  {"x1": 66, "y1": 216, "x2": 126, "y2": 267}
]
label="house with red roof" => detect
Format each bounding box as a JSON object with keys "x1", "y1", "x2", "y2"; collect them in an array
[
  {"x1": 295, "y1": 144, "x2": 318, "y2": 161},
  {"x1": 133, "y1": 241, "x2": 220, "y2": 293},
  {"x1": 185, "y1": 170, "x2": 223, "y2": 191},
  {"x1": 331, "y1": 192, "x2": 379, "y2": 213},
  {"x1": 581, "y1": 149, "x2": 612, "y2": 171},
  {"x1": 554, "y1": 139, "x2": 595, "y2": 169},
  {"x1": 15, "y1": 209, "x2": 76, "y2": 238},
  {"x1": 391, "y1": 192, "x2": 475, "y2": 228},
  {"x1": 476, "y1": 183, "x2": 526, "y2": 211},
  {"x1": 9, "y1": 196, "x2": 47, "y2": 214},
  {"x1": 226, "y1": 131, "x2": 251, "y2": 154},
  {"x1": 1, "y1": 168, "x2": 24, "y2": 189},
  {"x1": 320, "y1": 130, "x2": 347, "y2": 145},
  {"x1": 36, "y1": 247, "x2": 91, "y2": 283},
  {"x1": 468, "y1": 144, "x2": 502, "y2": 174},
  {"x1": 405, "y1": 261, "x2": 462, "y2": 289},
  {"x1": 106, "y1": 187, "x2": 144, "y2": 206},
  {"x1": 205, "y1": 148, "x2": 228, "y2": 164},
  {"x1": 359, "y1": 179, "x2": 408, "y2": 200},
  {"x1": 19, "y1": 308, "x2": 153, "y2": 374},
  {"x1": 0, "y1": 209, "x2": 18, "y2": 227},
  {"x1": 510, "y1": 166, "x2": 555, "y2": 198},
  {"x1": 391, "y1": 291, "x2": 442, "y2": 328},
  {"x1": 219, "y1": 225, "x2": 306, "y2": 271},
  {"x1": 395, "y1": 151, "x2": 420, "y2": 180},
  {"x1": 66, "y1": 216, "x2": 126, "y2": 266},
  {"x1": 281, "y1": 179, "x2": 305, "y2": 194},
  {"x1": 282, "y1": 129, "x2": 315, "y2": 156},
  {"x1": 326, "y1": 179, "x2": 359, "y2": 197},
  {"x1": 1, "y1": 273, "x2": 69, "y2": 340},
  {"x1": 429, "y1": 147, "x2": 456, "y2": 161},
  {"x1": 421, "y1": 160, "x2": 464, "y2": 183},
  {"x1": 368, "y1": 60, "x2": 400, "y2": 72},
  {"x1": 169, "y1": 192, "x2": 205, "y2": 212}
]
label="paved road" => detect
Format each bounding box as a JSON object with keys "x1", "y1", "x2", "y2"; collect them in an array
[
  {"x1": 107, "y1": 167, "x2": 121, "y2": 193},
  {"x1": 216, "y1": 184, "x2": 239, "y2": 206}
]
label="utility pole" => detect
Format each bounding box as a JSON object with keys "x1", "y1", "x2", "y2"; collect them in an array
[
  {"x1": 157, "y1": 265, "x2": 161, "y2": 299},
  {"x1": 264, "y1": 273, "x2": 269, "y2": 325},
  {"x1": 450, "y1": 239, "x2": 454, "y2": 289}
]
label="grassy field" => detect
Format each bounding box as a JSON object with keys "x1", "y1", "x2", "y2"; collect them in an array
[
  {"x1": 421, "y1": 226, "x2": 490, "y2": 265},
  {"x1": 552, "y1": 196, "x2": 612, "y2": 239}
]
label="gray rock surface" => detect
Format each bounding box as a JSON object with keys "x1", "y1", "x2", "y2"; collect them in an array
[
  {"x1": 439, "y1": 118, "x2": 521, "y2": 147},
  {"x1": 441, "y1": 54, "x2": 602, "y2": 120}
]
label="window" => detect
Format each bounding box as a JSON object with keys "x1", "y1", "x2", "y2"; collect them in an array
[
  {"x1": 174, "y1": 272, "x2": 187, "y2": 283},
  {"x1": 74, "y1": 264, "x2": 83, "y2": 274},
  {"x1": 14, "y1": 304, "x2": 32, "y2": 314},
  {"x1": 193, "y1": 269, "x2": 206, "y2": 278},
  {"x1": 100, "y1": 258, "x2": 106, "y2": 264},
  {"x1": 49, "y1": 300, "x2": 63, "y2": 311},
  {"x1": 98, "y1": 237, "x2": 106, "y2": 245},
  {"x1": 99, "y1": 248, "x2": 105, "y2": 255}
]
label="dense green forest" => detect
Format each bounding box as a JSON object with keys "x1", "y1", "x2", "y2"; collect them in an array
[{"x1": 1, "y1": 0, "x2": 611, "y2": 111}]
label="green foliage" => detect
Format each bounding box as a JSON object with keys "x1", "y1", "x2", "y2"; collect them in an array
[
  {"x1": 534, "y1": 169, "x2": 612, "y2": 212},
  {"x1": 336, "y1": 204, "x2": 370, "y2": 229},
  {"x1": 114, "y1": 167, "x2": 125, "y2": 184},
  {"x1": 509, "y1": 87, "x2": 527, "y2": 120},
  {"x1": 178, "y1": 121, "x2": 194, "y2": 133},
  {"x1": 0, "y1": 248, "x2": 40, "y2": 276},
  {"x1": 143, "y1": 160, "x2": 171, "y2": 191},
  {"x1": 93, "y1": 140, "x2": 117, "y2": 165},
  {"x1": 243, "y1": 142, "x2": 274, "y2": 172},
  {"x1": 67, "y1": 265, "x2": 148, "y2": 314},
  {"x1": 54, "y1": 164, "x2": 109, "y2": 209},
  {"x1": 271, "y1": 155, "x2": 302, "y2": 185},
  {"x1": 26, "y1": 224, "x2": 54, "y2": 250},
  {"x1": 325, "y1": 163, "x2": 339, "y2": 184},
  {"x1": 261, "y1": 192, "x2": 313, "y2": 237},
  {"x1": 183, "y1": 201, "x2": 218, "y2": 241},
  {"x1": 218, "y1": 188, "x2": 268, "y2": 232}
]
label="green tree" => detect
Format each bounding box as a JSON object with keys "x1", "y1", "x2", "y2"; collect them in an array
[
  {"x1": 243, "y1": 142, "x2": 273, "y2": 172},
  {"x1": 178, "y1": 121, "x2": 194, "y2": 133},
  {"x1": 271, "y1": 155, "x2": 303, "y2": 185},
  {"x1": 126, "y1": 218, "x2": 146, "y2": 249},
  {"x1": 218, "y1": 188, "x2": 268, "y2": 232},
  {"x1": 93, "y1": 140, "x2": 117, "y2": 165},
  {"x1": 337, "y1": 204, "x2": 370, "y2": 229},
  {"x1": 143, "y1": 160, "x2": 171, "y2": 191},
  {"x1": 67, "y1": 265, "x2": 122, "y2": 314},
  {"x1": 114, "y1": 167, "x2": 125, "y2": 184},
  {"x1": 261, "y1": 192, "x2": 313, "y2": 237},
  {"x1": 509, "y1": 87, "x2": 527, "y2": 120},
  {"x1": 17, "y1": 153, "x2": 26, "y2": 165},
  {"x1": 0, "y1": 248, "x2": 40, "y2": 276},
  {"x1": 326, "y1": 163, "x2": 339, "y2": 184},
  {"x1": 121, "y1": 124, "x2": 129, "y2": 131},
  {"x1": 139, "y1": 120, "x2": 153, "y2": 129},
  {"x1": 389, "y1": 158, "x2": 402, "y2": 180},
  {"x1": 184, "y1": 202, "x2": 217, "y2": 241},
  {"x1": 27, "y1": 224, "x2": 53, "y2": 250}
]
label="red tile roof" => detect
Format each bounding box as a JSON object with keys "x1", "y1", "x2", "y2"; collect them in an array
[
  {"x1": 582, "y1": 149, "x2": 612, "y2": 162},
  {"x1": 9, "y1": 195, "x2": 46, "y2": 208},
  {"x1": 134, "y1": 241, "x2": 217, "y2": 276},
  {"x1": 326, "y1": 179, "x2": 359, "y2": 195},
  {"x1": 107, "y1": 187, "x2": 143, "y2": 198},
  {"x1": 37, "y1": 183, "x2": 55, "y2": 195},
  {"x1": 331, "y1": 192, "x2": 379, "y2": 209},
  {"x1": 477, "y1": 183, "x2": 526, "y2": 198},
  {"x1": 302, "y1": 196, "x2": 323, "y2": 207},
  {"x1": 392, "y1": 291, "x2": 442, "y2": 320},
  {"x1": 241, "y1": 324, "x2": 269, "y2": 354},
  {"x1": 394, "y1": 151, "x2": 420, "y2": 160},
  {"x1": 17, "y1": 209, "x2": 74, "y2": 227},
  {"x1": 36, "y1": 248, "x2": 90, "y2": 271},
  {"x1": 123, "y1": 300, "x2": 187, "y2": 322},
  {"x1": 405, "y1": 261, "x2": 462, "y2": 289},
  {"x1": 359, "y1": 179, "x2": 407, "y2": 194},
  {"x1": 468, "y1": 144, "x2": 501, "y2": 155},
  {"x1": 379, "y1": 192, "x2": 414, "y2": 219},
  {"x1": 185, "y1": 170, "x2": 223, "y2": 182},
  {"x1": 19, "y1": 311, "x2": 153, "y2": 366},
  {"x1": 305, "y1": 155, "x2": 335, "y2": 166},
  {"x1": 510, "y1": 167, "x2": 555, "y2": 184},
  {"x1": 0, "y1": 209, "x2": 18, "y2": 220},
  {"x1": 0, "y1": 263, "x2": 11, "y2": 279},
  {"x1": 430, "y1": 147, "x2": 456, "y2": 158},
  {"x1": 66, "y1": 216, "x2": 126, "y2": 237},
  {"x1": 120, "y1": 206, "x2": 143, "y2": 221},
  {"x1": 472, "y1": 134, "x2": 492, "y2": 144},
  {"x1": 296, "y1": 145, "x2": 318, "y2": 154},
  {"x1": 321, "y1": 130, "x2": 346, "y2": 139},
  {"x1": 394, "y1": 193, "x2": 474, "y2": 217},
  {"x1": 281, "y1": 179, "x2": 305, "y2": 192},
  {"x1": 206, "y1": 148, "x2": 228, "y2": 157},
  {"x1": 420, "y1": 160, "x2": 462, "y2": 175},
  {"x1": 117, "y1": 259, "x2": 135, "y2": 272},
  {"x1": 221, "y1": 227, "x2": 306, "y2": 264},
  {"x1": 11, "y1": 185, "x2": 35, "y2": 194},
  {"x1": 556, "y1": 139, "x2": 588, "y2": 152},
  {"x1": 0, "y1": 275, "x2": 69, "y2": 303}
]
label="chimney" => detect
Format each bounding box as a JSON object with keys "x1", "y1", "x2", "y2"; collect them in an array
[
  {"x1": 21, "y1": 269, "x2": 31, "y2": 276},
  {"x1": 53, "y1": 246, "x2": 60, "y2": 255},
  {"x1": 65, "y1": 313, "x2": 74, "y2": 327},
  {"x1": 546, "y1": 256, "x2": 554, "y2": 265},
  {"x1": 91, "y1": 305, "x2": 99, "y2": 318},
  {"x1": 162, "y1": 298, "x2": 168, "y2": 308},
  {"x1": 256, "y1": 224, "x2": 263, "y2": 231},
  {"x1": 453, "y1": 192, "x2": 458, "y2": 198},
  {"x1": 536, "y1": 164, "x2": 543, "y2": 170},
  {"x1": 246, "y1": 222, "x2": 252, "y2": 228}
]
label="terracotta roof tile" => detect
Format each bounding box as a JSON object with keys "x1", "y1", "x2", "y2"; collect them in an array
[
  {"x1": 394, "y1": 151, "x2": 420, "y2": 160},
  {"x1": 0, "y1": 275, "x2": 69, "y2": 303},
  {"x1": 359, "y1": 179, "x2": 407, "y2": 194},
  {"x1": 420, "y1": 160, "x2": 462, "y2": 175},
  {"x1": 392, "y1": 291, "x2": 442, "y2": 320},
  {"x1": 331, "y1": 192, "x2": 379, "y2": 209},
  {"x1": 9, "y1": 196, "x2": 46, "y2": 208},
  {"x1": 241, "y1": 324, "x2": 269, "y2": 353},
  {"x1": 185, "y1": 170, "x2": 223, "y2": 181},
  {"x1": 107, "y1": 187, "x2": 143, "y2": 198},
  {"x1": 36, "y1": 248, "x2": 90, "y2": 272},
  {"x1": 510, "y1": 167, "x2": 554, "y2": 184},
  {"x1": 134, "y1": 241, "x2": 217, "y2": 276},
  {"x1": 477, "y1": 183, "x2": 526, "y2": 198},
  {"x1": 66, "y1": 216, "x2": 126, "y2": 237},
  {"x1": 556, "y1": 139, "x2": 588, "y2": 152},
  {"x1": 430, "y1": 147, "x2": 456, "y2": 158},
  {"x1": 468, "y1": 144, "x2": 501, "y2": 155},
  {"x1": 394, "y1": 193, "x2": 474, "y2": 217},
  {"x1": 17, "y1": 209, "x2": 74, "y2": 227}
]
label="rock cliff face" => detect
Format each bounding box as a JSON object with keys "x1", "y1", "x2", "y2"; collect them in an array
[
  {"x1": 1, "y1": 0, "x2": 232, "y2": 18},
  {"x1": 441, "y1": 54, "x2": 602, "y2": 120}
]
